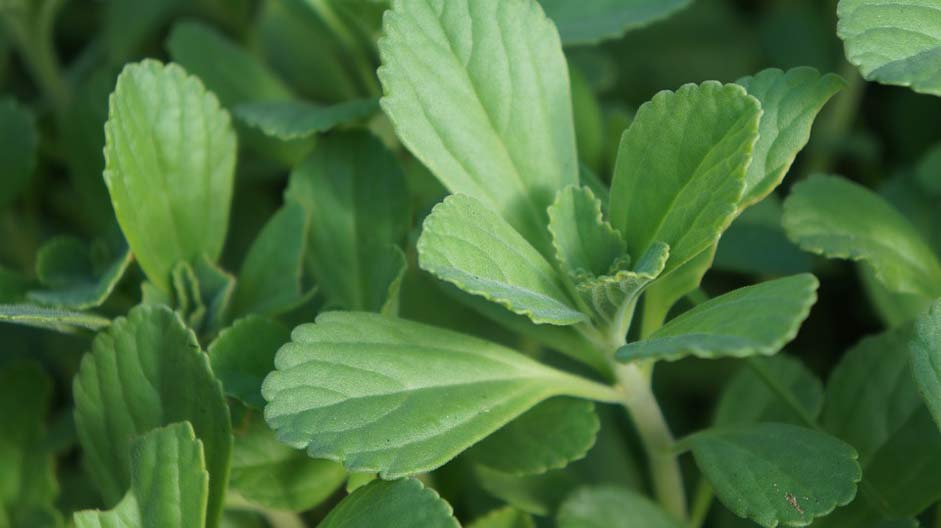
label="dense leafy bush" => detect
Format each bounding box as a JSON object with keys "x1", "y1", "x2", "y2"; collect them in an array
[{"x1": 2, "y1": 0, "x2": 941, "y2": 527}]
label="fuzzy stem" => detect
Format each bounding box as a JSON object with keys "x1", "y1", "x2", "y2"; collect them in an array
[{"x1": 617, "y1": 363, "x2": 688, "y2": 521}]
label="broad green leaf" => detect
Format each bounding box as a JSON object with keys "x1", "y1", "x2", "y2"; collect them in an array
[
  {"x1": 231, "y1": 202, "x2": 309, "y2": 318},
  {"x1": 286, "y1": 130, "x2": 409, "y2": 312},
  {"x1": 166, "y1": 20, "x2": 293, "y2": 107},
  {"x1": 234, "y1": 98, "x2": 379, "y2": 140},
  {"x1": 714, "y1": 196, "x2": 812, "y2": 276},
  {"x1": 609, "y1": 82, "x2": 760, "y2": 274},
  {"x1": 618, "y1": 274, "x2": 818, "y2": 362},
  {"x1": 714, "y1": 356, "x2": 823, "y2": 426},
  {"x1": 418, "y1": 194, "x2": 586, "y2": 326},
  {"x1": 910, "y1": 299, "x2": 941, "y2": 431},
  {"x1": 73, "y1": 422, "x2": 209, "y2": 528},
  {"x1": 556, "y1": 486, "x2": 683, "y2": 528},
  {"x1": 547, "y1": 186, "x2": 626, "y2": 278},
  {"x1": 0, "y1": 304, "x2": 110, "y2": 333},
  {"x1": 686, "y1": 423, "x2": 860, "y2": 528},
  {"x1": 209, "y1": 316, "x2": 290, "y2": 409},
  {"x1": 540, "y1": 0, "x2": 692, "y2": 45},
  {"x1": 466, "y1": 398, "x2": 599, "y2": 475},
  {"x1": 27, "y1": 235, "x2": 132, "y2": 310},
  {"x1": 467, "y1": 507, "x2": 534, "y2": 528},
  {"x1": 318, "y1": 478, "x2": 458, "y2": 528},
  {"x1": 379, "y1": 0, "x2": 577, "y2": 252},
  {"x1": 783, "y1": 174, "x2": 941, "y2": 297},
  {"x1": 0, "y1": 97, "x2": 37, "y2": 209},
  {"x1": 0, "y1": 362, "x2": 59, "y2": 527},
  {"x1": 263, "y1": 312, "x2": 619, "y2": 478},
  {"x1": 230, "y1": 410, "x2": 346, "y2": 512},
  {"x1": 104, "y1": 60, "x2": 237, "y2": 293},
  {"x1": 837, "y1": 0, "x2": 941, "y2": 96},
  {"x1": 736, "y1": 68, "x2": 845, "y2": 206},
  {"x1": 73, "y1": 305, "x2": 231, "y2": 528}
]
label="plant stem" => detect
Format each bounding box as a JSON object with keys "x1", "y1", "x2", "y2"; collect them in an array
[
  {"x1": 617, "y1": 363, "x2": 688, "y2": 521},
  {"x1": 687, "y1": 479, "x2": 714, "y2": 528}
]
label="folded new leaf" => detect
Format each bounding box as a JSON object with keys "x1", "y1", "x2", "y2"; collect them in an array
[
  {"x1": 618, "y1": 274, "x2": 818, "y2": 362},
  {"x1": 263, "y1": 312, "x2": 619, "y2": 478},
  {"x1": 783, "y1": 174, "x2": 941, "y2": 297},
  {"x1": 73, "y1": 423, "x2": 209, "y2": 528},
  {"x1": 419, "y1": 194, "x2": 587, "y2": 326}
]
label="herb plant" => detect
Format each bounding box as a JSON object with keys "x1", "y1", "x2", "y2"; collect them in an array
[{"x1": 1, "y1": 0, "x2": 941, "y2": 527}]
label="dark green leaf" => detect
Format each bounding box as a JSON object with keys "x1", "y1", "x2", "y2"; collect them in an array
[
  {"x1": 714, "y1": 356, "x2": 823, "y2": 426},
  {"x1": 557, "y1": 486, "x2": 683, "y2": 528},
  {"x1": 0, "y1": 97, "x2": 37, "y2": 210},
  {"x1": 540, "y1": 0, "x2": 692, "y2": 45},
  {"x1": 209, "y1": 316, "x2": 290, "y2": 409},
  {"x1": 910, "y1": 299, "x2": 941, "y2": 431},
  {"x1": 317, "y1": 478, "x2": 458, "y2": 528},
  {"x1": 235, "y1": 98, "x2": 379, "y2": 140}
]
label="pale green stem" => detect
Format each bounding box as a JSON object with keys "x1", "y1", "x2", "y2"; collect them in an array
[
  {"x1": 687, "y1": 479, "x2": 714, "y2": 528},
  {"x1": 617, "y1": 363, "x2": 688, "y2": 521}
]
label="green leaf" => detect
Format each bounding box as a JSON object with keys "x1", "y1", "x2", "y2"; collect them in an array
[
  {"x1": 104, "y1": 60, "x2": 237, "y2": 293},
  {"x1": 556, "y1": 486, "x2": 683, "y2": 528},
  {"x1": 547, "y1": 186, "x2": 626, "y2": 278},
  {"x1": 418, "y1": 194, "x2": 586, "y2": 326},
  {"x1": 467, "y1": 507, "x2": 534, "y2": 528},
  {"x1": 155, "y1": 257, "x2": 237, "y2": 337},
  {"x1": 234, "y1": 98, "x2": 379, "y2": 140},
  {"x1": 229, "y1": 410, "x2": 346, "y2": 512},
  {"x1": 231, "y1": 202, "x2": 310, "y2": 318},
  {"x1": 286, "y1": 130, "x2": 409, "y2": 312},
  {"x1": 0, "y1": 97, "x2": 37, "y2": 210},
  {"x1": 609, "y1": 82, "x2": 761, "y2": 274},
  {"x1": 714, "y1": 356, "x2": 823, "y2": 427},
  {"x1": 27, "y1": 235, "x2": 132, "y2": 310},
  {"x1": 466, "y1": 398, "x2": 599, "y2": 475},
  {"x1": 539, "y1": 0, "x2": 692, "y2": 45},
  {"x1": 0, "y1": 362, "x2": 59, "y2": 527},
  {"x1": 736, "y1": 68, "x2": 845, "y2": 206},
  {"x1": 73, "y1": 422, "x2": 209, "y2": 528},
  {"x1": 570, "y1": 68, "x2": 605, "y2": 172},
  {"x1": 618, "y1": 274, "x2": 818, "y2": 362},
  {"x1": 166, "y1": 20, "x2": 293, "y2": 107},
  {"x1": 0, "y1": 304, "x2": 110, "y2": 333},
  {"x1": 209, "y1": 316, "x2": 290, "y2": 409},
  {"x1": 317, "y1": 478, "x2": 458, "y2": 528},
  {"x1": 378, "y1": 0, "x2": 577, "y2": 252},
  {"x1": 910, "y1": 299, "x2": 941, "y2": 431},
  {"x1": 73, "y1": 305, "x2": 231, "y2": 528},
  {"x1": 686, "y1": 423, "x2": 860, "y2": 528},
  {"x1": 837, "y1": 0, "x2": 941, "y2": 96},
  {"x1": 641, "y1": 244, "x2": 718, "y2": 333},
  {"x1": 263, "y1": 312, "x2": 619, "y2": 478},
  {"x1": 783, "y1": 174, "x2": 941, "y2": 297},
  {"x1": 714, "y1": 196, "x2": 812, "y2": 276}
]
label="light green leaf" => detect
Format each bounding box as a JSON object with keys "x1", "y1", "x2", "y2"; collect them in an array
[
  {"x1": 230, "y1": 410, "x2": 346, "y2": 512},
  {"x1": 466, "y1": 398, "x2": 599, "y2": 475},
  {"x1": 286, "y1": 130, "x2": 409, "y2": 312},
  {"x1": 837, "y1": 0, "x2": 941, "y2": 96},
  {"x1": 736, "y1": 68, "x2": 845, "y2": 206},
  {"x1": 234, "y1": 98, "x2": 379, "y2": 140},
  {"x1": 0, "y1": 362, "x2": 59, "y2": 527},
  {"x1": 166, "y1": 20, "x2": 293, "y2": 107},
  {"x1": 714, "y1": 356, "x2": 823, "y2": 427},
  {"x1": 378, "y1": 0, "x2": 577, "y2": 252},
  {"x1": 547, "y1": 186, "x2": 626, "y2": 278},
  {"x1": 783, "y1": 174, "x2": 941, "y2": 297},
  {"x1": 0, "y1": 304, "x2": 110, "y2": 333},
  {"x1": 73, "y1": 305, "x2": 231, "y2": 528},
  {"x1": 318, "y1": 478, "x2": 458, "y2": 528},
  {"x1": 231, "y1": 202, "x2": 310, "y2": 318},
  {"x1": 910, "y1": 299, "x2": 941, "y2": 431},
  {"x1": 609, "y1": 82, "x2": 761, "y2": 274},
  {"x1": 27, "y1": 235, "x2": 132, "y2": 310},
  {"x1": 73, "y1": 422, "x2": 209, "y2": 528},
  {"x1": 618, "y1": 274, "x2": 818, "y2": 362},
  {"x1": 209, "y1": 316, "x2": 290, "y2": 409},
  {"x1": 539, "y1": 0, "x2": 692, "y2": 45},
  {"x1": 0, "y1": 97, "x2": 37, "y2": 210},
  {"x1": 556, "y1": 486, "x2": 683, "y2": 528},
  {"x1": 418, "y1": 194, "x2": 586, "y2": 326},
  {"x1": 686, "y1": 423, "x2": 860, "y2": 528},
  {"x1": 467, "y1": 507, "x2": 534, "y2": 528},
  {"x1": 263, "y1": 312, "x2": 619, "y2": 478},
  {"x1": 104, "y1": 60, "x2": 237, "y2": 293}
]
